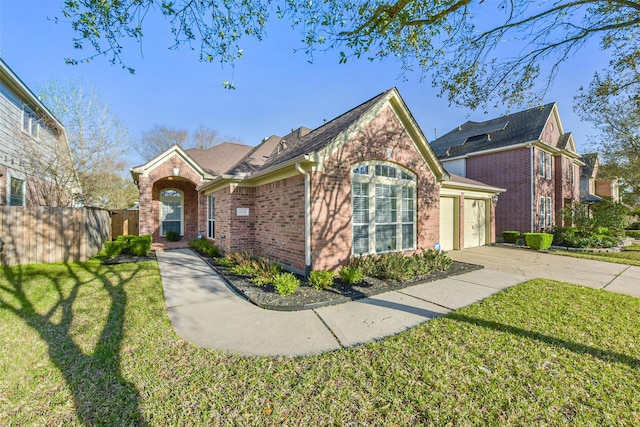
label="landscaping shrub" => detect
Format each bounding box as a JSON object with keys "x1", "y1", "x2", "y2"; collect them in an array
[
  {"x1": 165, "y1": 230, "x2": 180, "y2": 242},
  {"x1": 553, "y1": 227, "x2": 619, "y2": 249},
  {"x1": 339, "y1": 266, "x2": 364, "y2": 285},
  {"x1": 188, "y1": 238, "x2": 221, "y2": 257},
  {"x1": 421, "y1": 249, "x2": 453, "y2": 272},
  {"x1": 524, "y1": 233, "x2": 553, "y2": 250},
  {"x1": 129, "y1": 235, "x2": 152, "y2": 256},
  {"x1": 104, "y1": 235, "x2": 153, "y2": 258},
  {"x1": 104, "y1": 240, "x2": 125, "y2": 258},
  {"x1": 374, "y1": 252, "x2": 416, "y2": 281},
  {"x1": 502, "y1": 230, "x2": 521, "y2": 244},
  {"x1": 273, "y1": 272, "x2": 300, "y2": 296},
  {"x1": 250, "y1": 258, "x2": 282, "y2": 287},
  {"x1": 308, "y1": 270, "x2": 335, "y2": 290},
  {"x1": 629, "y1": 222, "x2": 640, "y2": 230},
  {"x1": 625, "y1": 230, "x2": 640, "y2": 239}
]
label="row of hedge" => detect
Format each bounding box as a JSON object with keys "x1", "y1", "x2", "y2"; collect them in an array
[
  {"x1": 104, "y1": 235, "x2": 152, "y2": 258},
  {"x1": 502, "y1": 227, "x2": 636, "y2": 251}
]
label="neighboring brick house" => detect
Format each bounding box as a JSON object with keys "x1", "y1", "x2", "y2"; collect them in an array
[
  {"x1": 580, "y1": 152, "x2": 620, "y2": 203},
  {"x1": 431, "y1": 103, "x2": 583, "y2": 235},
  {"x1": 0, "y1": 58, "x2": 79, "y2": 206},
  {"x1": 132, "y1": 88, "x2": 503, "y2": 273}
]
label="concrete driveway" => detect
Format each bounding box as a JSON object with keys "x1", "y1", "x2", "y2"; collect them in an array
[
  {"x1": 157, "y1": 246, "x2": 640, "y2": 357},
  {"x1": 448, "y1": 245, "x2": 640, "y2": 297}
]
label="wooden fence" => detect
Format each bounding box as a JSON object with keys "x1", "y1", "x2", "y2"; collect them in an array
[
  {"x1": 110, "y1": 209, "x2": 139, "y2": 240},
  {"x1": 0, "y1": 206, "x2": 110, "y2": 267}
]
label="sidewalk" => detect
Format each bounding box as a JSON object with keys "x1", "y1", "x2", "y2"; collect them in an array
[{"x1": 157, "y1": 247, "x2": 640, "y2": 357}]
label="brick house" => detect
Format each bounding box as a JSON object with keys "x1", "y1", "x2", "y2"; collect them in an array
[
  {"x1": 580, "y1": 152, "x2": 620, "y2": 203},
  {"x1": 132, "y1": 88, "x2": 503, "y2": 273},
  {"x1": 431, "y1": 103, "x2": 584, "y2": 235},
  {"x1": 0, "y1": 58, "x2": 79, "y2": 206}
]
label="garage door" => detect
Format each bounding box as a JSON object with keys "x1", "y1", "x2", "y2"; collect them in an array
[
  {"x1": 439, "y1": 197, "x2": 456, "y2": 251},
  {"x1": 464, "y1": 199, "x2": 486, "y2": 248}
]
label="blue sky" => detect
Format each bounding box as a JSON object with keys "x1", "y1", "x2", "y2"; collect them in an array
[{"x1": 0, "y1": 0, "x2": 608, "y2": 167}]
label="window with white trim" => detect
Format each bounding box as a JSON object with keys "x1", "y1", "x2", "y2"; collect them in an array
[
  {"x1": 545, "y1": 153, "x2": 552, "y2": 179},
  {"x1": 22, "y1": 106, "x2": 39, "y2": 139},
  {"x1": 207, "y1": 194, "x2": 215, "y2": 239},
  {"x1": 160, "y1": 189, "x2": 183, "y2": 236},
  {"x1": 539, "y1": 196, "x2": 546, "y2": 229},
  {"x1": 352, "y1": 162, "x2": 416, "y2": 255},
  {"x1": 539, "y1": 151, "x2": 545, "y2": 177},
  {"x1": 546, "y1": 196, "x2": 553, "y2": 228},
  {"x1": 9, "y1": 177, "x2": 26, "y2": 206}
]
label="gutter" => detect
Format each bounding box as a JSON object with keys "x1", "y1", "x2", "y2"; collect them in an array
[{"x1": 295, "y1": 162, "x2": 312, "y2": 276}]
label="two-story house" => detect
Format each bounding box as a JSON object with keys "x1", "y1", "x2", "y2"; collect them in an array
[
  {"x1": 0, "y1": 57, "x2": 78, "y2": 207},
  {"x1": 430, "y1": 103, "x2": 584, "y2": 235},
  {"x1": 580, "y1": 152, "x2": 620, "y2": 203}
]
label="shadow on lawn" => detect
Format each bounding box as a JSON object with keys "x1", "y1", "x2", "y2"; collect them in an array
[
  {"x1": 448, "y1": 313, "x2": 640, "y2": 368},
  {"x1": 0, "y1": 260, "x2": 147, "y2": 425}
]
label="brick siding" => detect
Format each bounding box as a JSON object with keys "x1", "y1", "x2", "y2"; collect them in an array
[{"x1": 311, "y1": 106, "x2": 440, "y2": 271}]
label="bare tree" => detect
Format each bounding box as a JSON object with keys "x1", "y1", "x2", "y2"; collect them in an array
[
  {"x1": 137, "y1": 125, "x2": 189, "y2": 161},
  {"x1": 191, "y1": 124, "x2": 221, "y2": 149},
  {"x1": 18, "y1": 115, "x2": 79, "y2": 207},
  {"x1": 38, "y1": 78, "x2": 131, "y2": 207}
]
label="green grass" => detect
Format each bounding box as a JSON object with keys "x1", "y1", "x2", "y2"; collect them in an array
[
  {"x1": 553, "y1": 243, "x2": 640, "y2": 266},
  {"x1": 1, "y1": 260, "x2": 639, "y2": 425}
]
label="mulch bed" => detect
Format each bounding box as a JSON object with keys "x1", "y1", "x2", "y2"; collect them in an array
[
  {"x1": 198, "y1": 254, "x2": 482, "y2": 311},
  {"x1": 101, "y1": 253, "x2": 157, "y2": 265}
]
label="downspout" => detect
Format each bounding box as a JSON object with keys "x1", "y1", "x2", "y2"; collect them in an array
[
  {"x1": 295, "y1": 163, "x2": 311, "y2": 276},
  {"x1": 530, "y1": 143, "x2": 535, "y2": 232}
]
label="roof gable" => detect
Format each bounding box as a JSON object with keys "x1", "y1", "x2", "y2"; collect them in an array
[
  {"x1": 431, "y1": 103, "x2": 555, "y2": 158},
  {"x1": 254, "y1": 88, "x2": 447, "y2": 181}
]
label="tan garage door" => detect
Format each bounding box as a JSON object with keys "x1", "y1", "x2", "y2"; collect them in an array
[
  {"x1": 464, "y1": 199, "x2": 486, "y2": 248},
  {"x1": 439, "y1": 197, "x2": 456, "y2": 251}
]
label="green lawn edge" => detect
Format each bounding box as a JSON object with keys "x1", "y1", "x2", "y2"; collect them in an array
[{"x1": 1, "y1": 259, "x2": 639, "y2": 425}]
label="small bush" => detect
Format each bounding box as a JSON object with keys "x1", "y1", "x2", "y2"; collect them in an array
[
  {"x1": 250, "y1": 258, "x2": 282, "y2": 287},
  {"x1": 189, "y1": 238, "x2": 221, "y2": 257},
  {"x1": 308, "y1": 270, "x2": 335, "y2": 290},
  {"x1": 104, "y1": 240, "x2": 125, "y2": 258},
  {"x1": 502, "y1": 231, "x2": 521, "y2": 244},
  {"x1": 422, "y1": 249, "x2": 453, "y2": 272},
  {"x1": 273, "y1": 273, "x2": 300, "y2": 296},
  {"x1": 625, "y1": 230, "x2": 640, "y2": 239},
  {"x1": 129, "y1": 235, "x2": 152, "y2": 256},
  {"x1": 629, "y1": 222, "x2": 640, "y2": 231},
  {"x1": 104, "y1": 235, "x2": 152, "y2": 258},
  {"x1": 524, "y1": 233, "x2": 554, "y2": 250},
  {"x1": 165, "y1": 230, "x2": 180, "y2": 242},
  {"x1": 339, "y1": 266, "x2": 364, "y2": 285}
]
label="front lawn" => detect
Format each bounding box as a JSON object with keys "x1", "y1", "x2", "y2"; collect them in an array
[
  {"x1": 553, "y1": 243, "x2": 640, "y2": 266},
  {"x1": 1, "y1": 259, "x2": 639, "y2": 425}
]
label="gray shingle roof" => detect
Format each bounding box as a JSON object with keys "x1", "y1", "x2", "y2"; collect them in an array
[
  {"x1": 431, "y1": 103, "x2": 556, "y2": 158},
  {"x1": 259, "y1": 89, "x2": 394, "y2": 170},
  {"x1": 186, "y1": 142, "x2": 253, "y2": 175}
]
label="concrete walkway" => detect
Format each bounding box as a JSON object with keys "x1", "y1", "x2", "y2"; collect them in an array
[{"x1": 157, "y1": 246, "x2": 640, "y2": 357}]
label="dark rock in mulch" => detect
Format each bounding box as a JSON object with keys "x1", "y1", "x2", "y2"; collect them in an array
[
  {"x1": 102, "y1": 253, "x2": 157, "y2": 265},
  {"x1": 198, "y1": 254, "x2": 482, "y2": 311}
]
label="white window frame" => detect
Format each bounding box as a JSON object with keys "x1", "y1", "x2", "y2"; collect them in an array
[
  {"x1": 207, "y1": 194, "x2": 215, "y2": 239},
  {"x1": 539, "y1": 151, "x2": 546, "y2": 178},
  {"x1": 546, "y1": 196, "x2": 553, "y2": 229},
  {"x1": 8, "y1": 173, "x2": 26, "y2": 206},
  {"x1": 539, "y1": 196, "x2": 546, "y2": 229},
  {"x1": 159, "y1": 189, "x2": 184, "y2": 236},
  {"x1": 545, "y1": 153, "x2": 552, "y2": 180},
  {"x1": 22, "y1": 106, "x2": 40, "y2": 139},
  {"x1": 352, "y1": 161, "x2": 417, "y2": 256}
]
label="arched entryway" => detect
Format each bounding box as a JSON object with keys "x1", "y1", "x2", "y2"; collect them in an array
[{"x1": 151, "y1": 177, "x2": 201, "y2": 246}]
